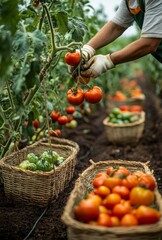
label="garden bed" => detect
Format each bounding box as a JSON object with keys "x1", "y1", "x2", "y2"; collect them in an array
[{"x1": 0, "y1": 77, "x2": 162, "y2": 240}]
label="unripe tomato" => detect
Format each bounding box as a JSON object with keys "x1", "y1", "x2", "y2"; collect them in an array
[
  {"x1": 64, "y1": 52, "x2": 81, "y2": 66},
  {"x1": 49, "y1": 129, "x2": 61, "y2": 137},
  {"x1": 84, "y1": 86, "x2": 103, "y2": 104},
  {"x1": 67, "y1": 87, "x2": 84, "y2": 106}
]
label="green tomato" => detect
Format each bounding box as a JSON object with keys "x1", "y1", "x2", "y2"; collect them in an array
[
  {"x1": 66, "y1": 120, "x2": 78, "y2": 128},
  {"x1": 116, "y1": 119, "x2": 124, "y2": 124},
  {"x1": 116, "y1": 114, "x2": 123, "y2": 120},
  {"x1": 55, "y1": 157, "x2": 64, "y2": 166},
  {"x1": 130, "y1": 114, "x2": 140, "y2": 123},
  {"x1": 109, "y1": 113, "x2": 115, "y2": 119},
  {"x1": 26, "y1": 153, "x2": 38, "y2": 163},
  {"x1": 121, "y1": 112, "x2": 133, "y2": 120},
  {"x1": 109, "y1": 118, "x2": 119, "y2": 124},
  {"x1": 26, "y1": 162, "x2": 37, "y2": 171},
  {"x1": 123, "y1": 119, "x2": 130, "y2": 124},
  {"x1": 111, "y1": 108, "x2": 121, "y2": 116},
  {"x1": 51, "y1": 151, "x2": 60, "y2": 162},
  {"x1": 41, "y1": 151, "x2": 53, "y2": 162},
  {"x1": 36, "y1": 159, "x2": 53, "y2": 172},
  {"x1": 18, "y1": 160, "x2": 30, "y2": 169}
]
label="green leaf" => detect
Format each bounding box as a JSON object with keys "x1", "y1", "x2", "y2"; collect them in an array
[
  {"x1": 28, "y1": 29, "x2": 47, "y2": 55},
  {"x1": 12, "y1": 29, "x2": 30, "y2": 58},
  {"x1": 25, "y1": 60, "x2": 41, "y2": 89},
  {"x1": 55, "y1": 11, "x2": 68, "y2": 35}
]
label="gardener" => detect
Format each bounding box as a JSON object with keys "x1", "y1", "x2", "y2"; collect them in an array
[{"x1": 73, "y1": 0, "x2": 162, "y2": 78}]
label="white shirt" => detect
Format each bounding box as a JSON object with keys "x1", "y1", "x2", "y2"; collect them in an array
[{"x1": 112, "y1": 0, "x2": 162, "y2": 38}]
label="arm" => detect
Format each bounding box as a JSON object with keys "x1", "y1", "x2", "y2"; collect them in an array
[
  {"x1": 110, "y1": 37, "x2": 162, "y2": 65},
  {"x1": 86, "y1": 21, "x2": 127, "y2": 50}
]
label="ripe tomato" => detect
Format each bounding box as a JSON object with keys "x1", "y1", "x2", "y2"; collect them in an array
[
  {"x1": 65, "y1": 106, "x2": 76, "y2": 114},
  {"x1": 67, "y1": 88, "x2": 84, "y2": 106},
  {"x1": 84, "y1": 86, "x2": 103, "y2": 104},
  {"x1": 122, "y1": 174, "x2": 139, "y2": 189},
  {"x1": 136, "y1": 205, "x2": 160, "y2": 224},
  {"x1": 120, "y1": 213, "x2": 138, "y2": 226},
  {"x1": 119, "y1": 105, "x2": 130, "y2": 112},
  {"x1": 93, "y1": 175, "x2": 107, "y2": 188},
  {"x1": 129, "y1": 187, "x2": 155, "y2": 206},
  {"x1": 106, "y1": 166, "x2": 115, "y2": 176},
  {"x1": 74, "y1": 76, "x2": 90, "y2": 84},
  {"x1": 102, "y1": 193, "x2": 121, "y2": 209},
  {"x1": 112, "y1": 200, "x2": 131, "y2": 219},
  {"x1": 129, "y1": 105, "x2": 142, "y2": 112},
  {"x1": 57, "y1": 115, "x2": 68, "y2": 125},
  {"x1": 112, "y1": 185, "x2": 130, "y2": 200},
  {"x1": 138, "y1": 174, "x2": 156, "y2": 191},
  {"x1": 133, "y1": 170, "x2": 145, "y2": 178},
  {"x1": 51, "y1": 110, "x2": 60, "y2": 122},
  {"x1": 49, "y1": 129, "x2": 61, "y2": 137},
  {"x1": 87, "y1": 193, "x2": 102, "y2": 206},
  {"x1": 103, "y1": 177, "x2": 122, "y2": 190},
  {"x1": 99, "y1": 205, "x2": 112, "y2": 215},
  {"x1": 74, "y1": 198, "x2": 99, "y2": 222},
  {"x1": 97, "y1": 213, "x2": 112, "y2": 227},
  {"x1": 110, "y1": 216, "x2": 120, "y2": 226},
  {"x1": 113, "y1": 166, "x2": 130, "y2": 178},
  {"x1": 64, "y1": 52, "x2": 81, "y2": 66},
  {"x1": 94, "y1": 186, "x2": 111, "y2": 198},
  {"x1": 32, "y1": 119, "x2": 39, "y2": 129}
]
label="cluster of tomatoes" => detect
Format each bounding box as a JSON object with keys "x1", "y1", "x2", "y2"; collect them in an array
[
  {"x1": 74, "y1": 166, "x2": 160, "y2": 227},
  {"x1": 64, "y1": 51, "x2": 103, "y2": 105},
  {"x1": 119, "y1": 105, "x2": 143, "y2": 112}
]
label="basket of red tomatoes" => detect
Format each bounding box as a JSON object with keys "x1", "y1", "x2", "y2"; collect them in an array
[
  {"x1": 62, "y1": 160, "x2": 162, "y2": 240},
  {"x1": 103, "y1": 106, "x2": 145, "y2": 145}
]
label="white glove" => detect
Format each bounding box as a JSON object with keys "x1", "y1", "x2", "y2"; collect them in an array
[
  {"x1": 80, "y1": 54, "x2": 115, "y2": 78},
  {"x1": 68, "y1": 44, "x2": 95, "y2": 74}
]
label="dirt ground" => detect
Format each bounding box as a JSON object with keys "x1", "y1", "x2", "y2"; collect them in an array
[{"x1": 0, "y1": 76, "x2": 162, "y2": 240}]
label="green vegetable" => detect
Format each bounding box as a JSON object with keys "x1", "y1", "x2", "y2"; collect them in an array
[
  {"x1": 112, "y1": 107, "x2": 121, "y2": 115},
  {"x1": 36, "y1": 159, "x2": 53, "y2": 172},
  {"x1": 26, "y1": 153, "x2": 38, "y2": 163},
  {"x1": 55, "y1": 157, "x2": 64, "y2": 166},
  {"x1": 18, "y1": 160, "x2": 31, "y2": 169}
]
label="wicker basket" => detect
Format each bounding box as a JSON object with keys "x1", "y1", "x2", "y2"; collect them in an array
[
  {"x1": 103, "y1": 112, "x2": 145, "y2": 145},
  {"x1": 105, "y1": 94, "x2": 146, "y2": 113},
  {"x1": 0, "y1": 141, "x2": 78, "y2": 207},
  {"x1": 62, "y1": 160, "x2": 162, "y2": 240}
]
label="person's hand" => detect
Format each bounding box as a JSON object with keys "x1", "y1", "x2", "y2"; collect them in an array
[
  {"x1": 80, "y1": 54, "x2": 115, "y2": 78},
  {"x1": 68, "y1": 44, "x2": 95, "y2": 74}
]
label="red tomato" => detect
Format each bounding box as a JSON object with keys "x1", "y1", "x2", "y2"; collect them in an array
[
  {"x1": 87, "y1": 193, "x2": 102, "y2": 206},
  {"x1": 97, "y1": 213, "x2": 112, "y2": 227},
  {"x1": 102, "y1": 193, "x2": 121, "y2": 209},
  {"x1": 32, "y1": 119, "x2": 39, "y2": 129},
  {"x1": 65, "y1": 106, "x2": 76, "y2": 114},
  {"x1": 106, "y1": 166, "x2": 115, "y2": 176},
  {"x1": 67, "y1": 88, "x2": 84, "y2": 106},
  {"x1": 74, "y1": 198, "x2": 99, "y2": 222},
  {"x1": 112, "y1": 185, "x2": 130, "y2": 200},
  {"x1": 129, "y1": 187, "x2": 155, "y2": 206},
  {"x1": 84, "y1": 86, "x2": 103, "y2": 104},
  {"x1": 122, "y1": 174, "x2": 139, "y2": 189},
  {"x1": 136, "y1": 205, "x2": 160, "y2": 224},
  {"x1": 129, "y1": 105, "x2": 142, "y2": 112},
  {"x1": 138, "y1": 174, "x2": 156, "y2": 191},
  {"x1": 103, "y1": 177, "x2": 122, "y2": 190},
  {"x1": 49, "y1": 129, "x2": 61, "y2": 137},
  {"x1": 64, "y1": 52, "x2": 81, "y2": 66},
  {"x1": 110, "y1": 216, "x2": 120, "y2": 226},
  {"x1": 74, "y1": 76, "x2": 90, "y2": 84},
  {"x1": 24, "y1": 121, "x2": 28, "y2": 127},
  {"x1": 119, "y1": 105, "x2": 130, "y2": 112},
  {"x1": 99, "y1": 205, "x2": 112, "y2": 215},
  {"x1": 93, "y1": 175, "x2": 107, "y2": 188},
  {"x1": 57, "y1": 115, "x2": 68, "y2": 125},
  {"x1": 113, "y1": 166, "x2": 130, "y2": 178},
  {"x1": 51, "y1": 110, "x2": 60, "y2": 122},
  {"x1": 94, "y1": 186, "x2": 111, "y2": 198},
  {"x1": 120, "y1": 213, "x2": 138, "y2": 226},
  {"x1": 112, "y1": 200, "x2": 131, "y2": 219}
]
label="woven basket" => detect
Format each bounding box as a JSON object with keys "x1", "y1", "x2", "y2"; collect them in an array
[
  {"x1": 106, "y1": 94, "x2": 146, "y2": 113},
  {"x1": 62, "y1": 160, "x2": 162, "y2": 240},
  {"x1": 0, "y1": 141, "x2": 78, "y2": 207},
  {"x1": 103, "y1": 112, "x2": 145, "y2": 145}
]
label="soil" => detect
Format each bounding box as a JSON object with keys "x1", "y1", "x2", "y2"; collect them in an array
[{"x1": 0, "y1": 76, "x2": 162, "y2": 240}]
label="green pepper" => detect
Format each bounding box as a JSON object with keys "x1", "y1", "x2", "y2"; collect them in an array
[
  {"x1": 26, "y1": 153, "x2": 38, "y2": 163},
  {"x1": 36, "y1": 159, "x2": 53, "y2": 172}
]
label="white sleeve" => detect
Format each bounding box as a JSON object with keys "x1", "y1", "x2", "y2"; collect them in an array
[
  {"x1": 111, "y1": 0, "x2": 134, "y2": 28},
  {"x1": 141, "y1": 0, "x2": 162, "y2": 38}
]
